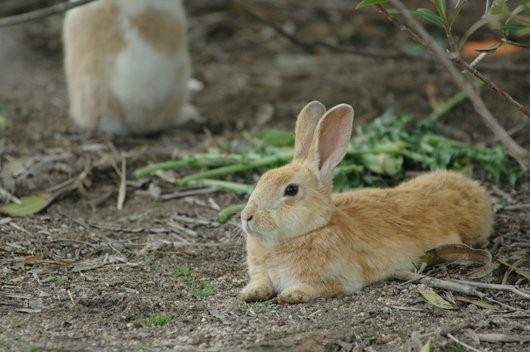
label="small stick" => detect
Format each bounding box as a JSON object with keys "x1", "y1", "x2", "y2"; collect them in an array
[
  {"x1": 0, "y1": 0, "x2": 96, "y2": 27},
  {"x1": 117, "y1": 158, "x2": 127, "y2": 210},
  {"x1": 451, "y1": 279, "x2": 530, "y2": 300},
  {"x1": 171, "y1": 242, "x2": 243, "y2": 247},
  {"x1": 447, "y1": 333, "x2": 484, "y2": 352},
  {"x1": 476, "y1": 333, "x2": 530, "y2": 343},
  {"x1": 448, "y1": 53, "x2": 530, "y2": 118},
  {"x1": 393, "y1": 270, "x2": 481, "y2": 296}
]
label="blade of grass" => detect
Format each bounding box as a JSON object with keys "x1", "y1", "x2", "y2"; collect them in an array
[
  {"x1": 429, "y1": 80, "x2": 485, "y2": 121},
  {"x1": 497, "y1": 259, "x2": 530, "y2": 280}
]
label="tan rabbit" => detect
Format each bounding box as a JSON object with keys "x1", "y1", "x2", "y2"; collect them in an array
[
  {"x1": 240, "y1": 101, "x2": 494, "y2": 303},
  {"x1": 63, "y1": 0, "x2": 199, "y2": 135}
]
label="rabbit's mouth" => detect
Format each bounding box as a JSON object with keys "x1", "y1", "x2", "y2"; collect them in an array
[{"x1": 242, "y1": 219, "x2": 252, "y2": 233}]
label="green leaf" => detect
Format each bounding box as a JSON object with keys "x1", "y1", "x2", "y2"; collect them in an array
[
  {"x1": 410, "y1": 8, "x2": 444, "y2": 27},
  {"x1": 1, "y1": 195, "x2": 48, "y2": 216},
  {"x1": 495, "y1": 23, "x2": 530, "y2": 32},
  {"x1": 418, "y1": 288, "x2": 459, "y2": 310},
  {"x1": 218, "y1": 203, "x2": 246, "y2": 222},
  {"x1": 356, "y1": 0, "x2": 390, "y2": 9}
]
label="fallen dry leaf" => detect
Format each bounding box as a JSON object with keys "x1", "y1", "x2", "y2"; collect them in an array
[{"x1": 418, "y1": 243, "x2": 492, "y2": 278}]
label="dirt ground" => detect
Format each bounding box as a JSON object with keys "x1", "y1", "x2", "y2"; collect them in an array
[{"x1": 1, "y1": 1, "x2": 530, "y2": 351}]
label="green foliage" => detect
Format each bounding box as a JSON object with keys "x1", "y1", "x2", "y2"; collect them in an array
[
  {"x1": 173, "y1": 265, "x2": 197, "y2": 277},
  {"x1": 246, "y1": 302, "x2": 271, "y2": 314},
  {"x1": 379, "y1": 0, "x2": 530, "y2": 49},
  {"x1": 0, "y1": 339, "x2": 13, "y2": 347},
  {"x1": 191, "y1": 283, "x2": 217, "y2": 297},
  {"x1": 56, "y1": 277, "x2": 69, "y2": 284},
  {"x1": 11, "y1": 317, "x2": 30, "y2": 328},
  {"x1": 141, "y1": 313, "x2": 174, "y2": 326},
  {"x1": 135, "y1": 106, "x2": 519, "y2": 223},
  {"x1": 19, "y1": 348, "x2": 43, "y2": 352},
  {"x1": 173, "y1": 265, "x2": 217, "y2": 297},
  {"x1": 356, "y1": 0, "x2": 389, "y2": 9},
  {"x1": 144, "y1": 254, "x2": 154, "y2": 266}
]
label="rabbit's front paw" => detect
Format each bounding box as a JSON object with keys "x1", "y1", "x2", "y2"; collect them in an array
[
  {"x1": 239, "y1": 284, "x2": 274, "y2": 302},
  {"x1": 278, "y1": 284, "x2": 317, "y2": 303}
]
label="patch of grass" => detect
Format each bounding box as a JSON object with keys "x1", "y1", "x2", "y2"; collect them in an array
[
  {"x1": 397, "y1": 330, "x2": 406, "y2": 338},
  {"x1": 12, "y1": 316, "x2": 30, "y2": 328},
  {"x1": 246, "y1": 302, "x2": 270, "y2": 314},
  {"x1": 141, "y1": 313, "x2": 174, "y2": 327},
  {"x1": 191, "y1": 284, "x2": 217, "y2": 297},
  {"x1": 0, "y1": 339, "x2": 13, "y2": 347},
  {"x1": 173, "y1": 265, "x2": 217, "y2": 296},
  {"x1": 19, "y1": 348, "x2": 43, "y2": 352},
  {"x1": 107, "y1": 297, "x2": 118, "y2": 302},
  {"x1": 173, "y1": 265, "x2": 197, "y2": 277},
  {"x1": 56, "y1": 277, "x2": 69, "y2": 284},
  {"x1": 144, "y1": 254, "x2": 154, "y2": 266}
]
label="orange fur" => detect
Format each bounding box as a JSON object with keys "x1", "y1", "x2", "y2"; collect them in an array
[{"x1": 240, "y1": 102, "x2": 494, "y2": 303}]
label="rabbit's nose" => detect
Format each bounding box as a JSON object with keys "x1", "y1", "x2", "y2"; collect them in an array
[
  {"x1": 241, "y1": 211, "x2": 253, "y2": 222},
  {"x1": 241, "y1": 201, "x2": 256, "y2": 222}
]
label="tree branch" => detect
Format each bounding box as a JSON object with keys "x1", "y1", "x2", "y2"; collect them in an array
[
  {"x1": 378, "y1": 1, "x2": 530, "y2": 170},
  {"x1": 0, "y1": 0, "x2": 96, "y2": 27}
]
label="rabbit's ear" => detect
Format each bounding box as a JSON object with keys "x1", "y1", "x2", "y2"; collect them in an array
[
  {"x1": 308, "y1": 104, "x2": 354, "y2": 185},
  {"x1": 293, "y1": 101, "x2": 326, "y2": 162}
]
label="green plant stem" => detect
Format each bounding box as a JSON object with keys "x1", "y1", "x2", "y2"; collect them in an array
[
  {"x1": 133, "y1": 155, "x2": 245, "y2": 178},
  {"x1": 429, "y1": 80, "x2": 485, "y2": 121},
  {"x1": 218, "y1": 203, "x2": 246, "y2": 222},
  {"x1": 178, "y1": 151, "x2": 294, "y2": 186},
  {"x1": 197, "y1": 179, "x2": 254, "y2": 195}
]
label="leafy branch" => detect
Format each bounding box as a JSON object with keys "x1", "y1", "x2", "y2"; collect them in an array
[{"x1": 358, "y1": 0, "x2": 530, "y2": 170}]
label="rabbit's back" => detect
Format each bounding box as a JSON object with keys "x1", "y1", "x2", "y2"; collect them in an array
[
  {"x1": 332, "y1": 170, "x2": 493, "y2": 284},
  {"x1": 63, "y1": 0, "x2": 193, "y2": 135}
]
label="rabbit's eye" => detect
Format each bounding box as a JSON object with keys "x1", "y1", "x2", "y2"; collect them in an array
[{"x1": 284, "y1": 184, "x2": 298, "y2": 196}]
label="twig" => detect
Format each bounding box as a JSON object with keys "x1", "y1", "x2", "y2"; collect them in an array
[
  {"x1": 393, "y1": 270, "x2": 482, "y2": 297},
  {"x1": 451, "y1": 279, "x2": 530, "y2": 299},
  {"x1": 448, "y1": 53, "x2": 530, "y2": 118},
  {"x1": 67, "y1": 289, "x2": 77, "y2": 310},
  {"x1": 0, "y1": 0, "x2": 96, "y2": 27},
  {"x1": 171, "y1": 242, "x2": 243, "y2": 247},
  {"x1": 0, "y1": 187, "x2": 21, "y2": 204},
  {"x1": 160, "y1": 187, "x2": 221, "y2": 200},
  {"x1": 58, "y1": 210, "x2": 90, "y2": 228},
  {"x1": 86, "y1": 223, "x2": 144, "y2": 233},
  {"x1": 476, "y1": 333, "x2": 530, "y2": 343},
  {"x1": 379, "y1": 1, "x2": 530, "y2": 170},
  {"x1": 502, "y1": 203, "x2": 530, "y2": 211},
  {"x1": 117, "y1": 158, "x2": 127, "y2": 210},
  {"x1": 447, "y1": 333, "x2": 484, "y2": 352},
  {"x1": 384, "y1": 304, "x2": 426, "y2": 312}
]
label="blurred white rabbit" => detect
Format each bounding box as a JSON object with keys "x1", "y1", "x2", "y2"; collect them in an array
[{"x1": 63, "y1": 0, "x2": 199, "y2": 135}]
